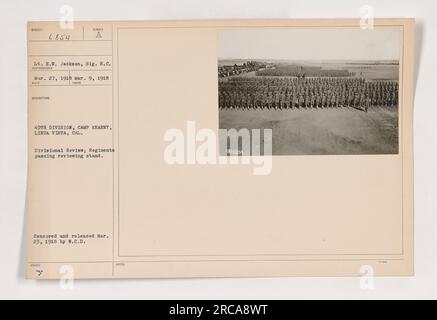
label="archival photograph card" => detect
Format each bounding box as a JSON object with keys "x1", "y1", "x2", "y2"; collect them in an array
[{"x1": 26, "y1": 19, "x2": 414, "y2": 279}]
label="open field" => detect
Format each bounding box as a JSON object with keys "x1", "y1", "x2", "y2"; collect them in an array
[
  {"x1": 219, "y1": 60, "x2": 399, "y2": 80},
  {"x1": 219, "y1": 106, "x2": 398, "y2": 155}
]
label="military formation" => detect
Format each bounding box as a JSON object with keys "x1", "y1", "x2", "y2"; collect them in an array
[
  {"x1": 256, "y1": 65, "x2": 353, "y2": 77},
  {"x1": 219, "y1": 77, "x2": 398, "y2": 112},
  {"x1": 218, "y1": 61, "x2": 267, "y2": 78}
]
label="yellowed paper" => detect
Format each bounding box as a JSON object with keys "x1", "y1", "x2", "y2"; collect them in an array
[{"x1": 26, "y1": 19, "x2": 414, "y2": 279}]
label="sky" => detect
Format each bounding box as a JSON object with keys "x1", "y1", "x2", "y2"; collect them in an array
[{"x1": 218, "y1": 27, "x2": 401, "y2": 61}]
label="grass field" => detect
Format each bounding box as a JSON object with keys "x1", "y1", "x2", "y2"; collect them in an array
[{"x1": 219, "y1": 106, "x2": 399, "y2": 155}]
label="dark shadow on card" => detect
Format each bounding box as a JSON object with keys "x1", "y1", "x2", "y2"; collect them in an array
[
  {"x1": 414, "y1": 19, "x2": 423, "y2": 101},
  {"x1": 17, "y1": 187, "x2": 27, "y2": 281}
]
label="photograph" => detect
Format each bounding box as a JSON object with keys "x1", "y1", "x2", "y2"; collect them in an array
[
  {"x1": 218, "y1": 28, "x2": 401, "y2": 155},
  {"x1": 2, "y1": 0, "x2": 435, "y2": 303}
]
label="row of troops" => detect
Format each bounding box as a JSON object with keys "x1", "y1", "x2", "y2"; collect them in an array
[{"x1": 219, "y1": 77, "x2": 398, "y2": 111}]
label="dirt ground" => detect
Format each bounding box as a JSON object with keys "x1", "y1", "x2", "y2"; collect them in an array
[{"x1": 219, "y1": 106, "x2": 399, "y2": 155}]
